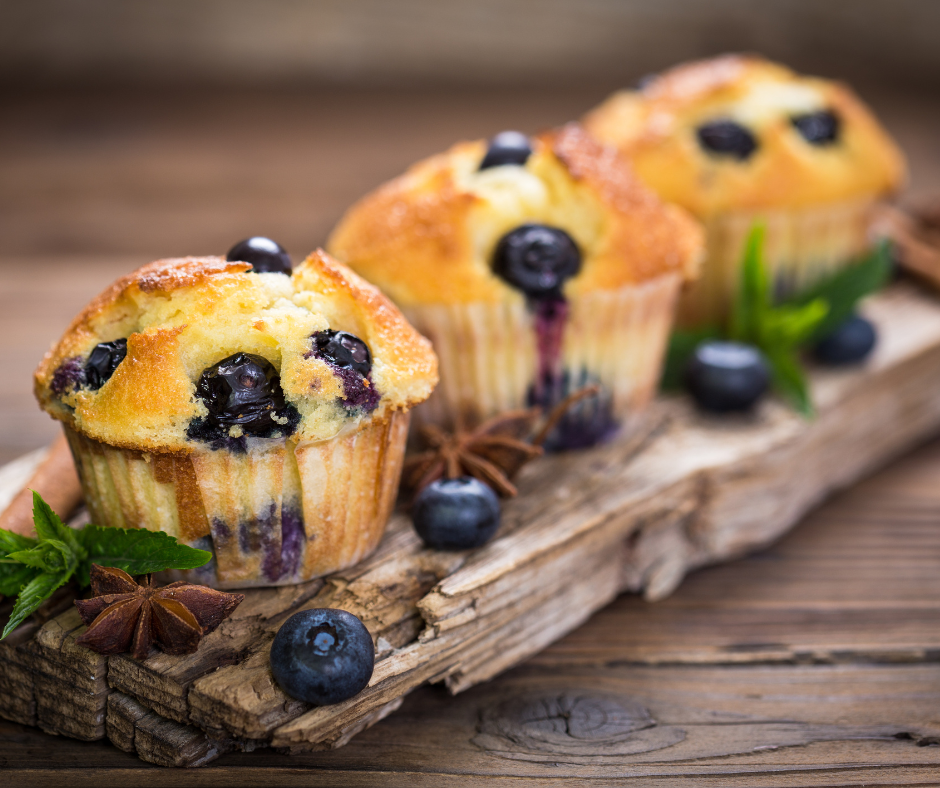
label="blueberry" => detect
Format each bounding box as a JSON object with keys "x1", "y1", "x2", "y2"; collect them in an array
[
  {"x1": 270, "y1": 608, "x2": 374, "y2": 706},
  {"x1": 696, "y1": 120, "x2": 758, "y2": 161},
  {"x1": 685, "y1": 341, "x2": 770, "y2": 413},
  {"x1": 413, "y1": 477, "x2": 501, "y2": 551},
  {"x1": 479, "y1": 131, "x2": 532, "y2": 170},
  {"x1": 85, "y1": 339, "x2": 128, "y2": 390},
  {"x1": 227, "y1": 237, "x2": 292, "y2": 275},
  {"x1": 194, "y1": 352, "x2": 295, "y2": 436},
  {"x1": 51, "y1": 356, "x2": 86, "y2": 395},
  {"x1": 812, "y1": 314, "x2": 876, "y2": 365},
  {"x1": 492, "y1": 224, "x2": 581, "y2": 300},
  {"x1": 312, "y1": 330, "x2": 372, "y2": 376},
  {"x1": 792, "y1": 110, "x2": 840, "y2": 146}
]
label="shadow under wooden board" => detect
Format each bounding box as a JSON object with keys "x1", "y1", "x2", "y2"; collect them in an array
[{"x1": 2, "y1": 281, "x2": 940, "y2": 768}]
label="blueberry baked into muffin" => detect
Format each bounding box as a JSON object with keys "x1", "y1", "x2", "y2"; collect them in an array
[
  {"x1": 328, "y1": 124, "x2": 702, "y2": 448},
  {"x1": 584, "y1": 54, "x2": 906, "y2": 327},
  {"x1": 34, "y1": 248, "x2": 438, "y2": 587}
]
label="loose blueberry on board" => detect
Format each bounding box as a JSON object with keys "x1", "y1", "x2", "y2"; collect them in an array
[
  {"x1": 226, "y1": 236, "x2": 293, "y2": 275},
  {"x1": 195, "y1": 352, "x2": 291, "y2": 435},
  {"x1": 696, "y1": 119, "x2": 758, "y2": 161},
  {"x1": 312, "y1": 330, "x2": 372, "y2": 376},
  {"x1": 792, "y1": 110, "x2": 841, "y2": 146},
  {"x1": 813, "y1": 314, "x2": 876, "y2": 365},
  {"x1": 479, "y1": 130, "x2": 532, "y2": 170},
  {"x1": 685, "y1": 340, "x2": 770, "y2": 413},
  {"x1": 493, "y1": 224, "x2": 582, "y2": 300},
  {"x1": 84, "y1": 339, "x2": 128, "y2": 390},
  {"x1": 270, "y1": 608, "x2": 375, "y2": 705},
  {"x1": 412, "y1": 477, "x2": 501, "y2": 551}
]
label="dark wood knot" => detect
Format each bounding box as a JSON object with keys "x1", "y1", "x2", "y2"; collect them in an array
[{"x1": 472, "y1": 691, "x2": 685, "y2": 763}]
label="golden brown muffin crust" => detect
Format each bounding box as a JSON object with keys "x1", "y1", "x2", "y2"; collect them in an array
[
  {"x1": 583, "y1": 54, "x2": 906, "y2": 216},
  {"x1": 35, "y1": 252, "x2": 438, "y2": 452},
  {"x1": 328, "y1": 123, "x2": 702, "y2": 306}
]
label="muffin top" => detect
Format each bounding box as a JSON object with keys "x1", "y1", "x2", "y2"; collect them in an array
[
  {"x1": 35, "y1": 251, "x2": 438, "y2": 452},
  {"x1": 327, "y1": 123, "x2": 702, "y2": 306},
  {"x1": 583, "y1": 54, "x2": 906, "y2": 217}
]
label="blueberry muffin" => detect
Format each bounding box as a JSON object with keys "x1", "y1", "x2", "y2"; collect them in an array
[
  {"x1": 584, "y1": 54, "x2": 906, "y2": 326},
  {"x1": 328, "y1": 124, "x2": 702, "y2": 448},
  {"x1": 34, "y1": 250, "x2": 438, "y2": 588}
]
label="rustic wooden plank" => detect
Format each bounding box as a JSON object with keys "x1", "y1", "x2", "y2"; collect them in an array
[
  {"x1": 531, "y1": 442, "x2": 940, "y2": 670},
  {"x1": 4, "y1": 282, "x2": 940, "y2": 768},
  {"x1": 4, "y1": 444, "x2": 940, "y2": 784}
]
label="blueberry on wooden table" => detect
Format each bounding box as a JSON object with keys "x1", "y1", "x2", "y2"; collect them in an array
[
  {"x1": 493, "y1": 224, "x2": 582, "y2": 299},
  {"x1": 226, "y1": 236, "x2": 292, "y2": 275},
  {"x1": 696, "y1": 119, "x2": 758, "y2": 161},
  {"x1": 195, "y1": 352, "x2": 289, "y2": 435},
  {"x1": 685, "y1": 340, "x2": 770, "y2": 413},
  {"x1": 813, "y1": 314, "x2": 876, "y2": 365},
  {"x1": 84, "y1": 339, "x2": 127, "y2": 390},
  {"x1": 312, "y1": 330, "x2": 372, "y2": 376},
  {"x1": 792, "y1": 110, "x2": 841, "y2": 146},
  {"x1": 270, "y1": 609, "x2": 375, "y2": 705},
  {"x1": 413, "y1": 476, "x2": 501, "y2": 551},
  {"x1": 479, "y1": 130, "x2": 532, "y2": 170}
]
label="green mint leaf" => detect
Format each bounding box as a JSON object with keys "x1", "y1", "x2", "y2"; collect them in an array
[
  {"x1": 0, "y1": 529, "x2": 38, "y2": 558},
  {"x1": 8, "y1": 539, "x2": 77, "y2": 575},
  {"x1": 794, "y1": 241, "x2": 892, "y2": 342},
  {"x1": 661, "y1": 327, "x2": 722, "y2": 391},
  {"x1": 766, "y1": 347, "x2": 814, "y2": 417},
  {"x1": 5, "y1": 545, "x2": 55, "y2": 571},
  {"x1": 1, "y1": 571, "x2": 71, "y2": 640},
  {"x1": 79, "y1": 525, "x2": 212, "y2": 580},
  {"x1": 31, "y1": 490, "x2": 84, "y2": 561},
  {"x1": 0, "y1": 564, "x2": 40, "y2": 598},
  {"x1": 729, "y1": 223, "x2": 770, "y2": 343},
  {"x1": 760, "y1": 298, "x2": 829, "y2": 349}
]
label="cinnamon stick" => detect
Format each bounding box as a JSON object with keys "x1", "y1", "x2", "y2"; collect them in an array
[{"x1": 0, "y1": 432, "x2": 82, "y2": 536}]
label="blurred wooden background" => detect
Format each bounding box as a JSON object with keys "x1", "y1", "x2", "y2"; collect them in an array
[
  {"x1": 3, "y1": 5, "x2": 940, "y2": 783},
  {"x1": 1, "y1": 0, "x2": 940, "y2": 460},
  {"x1": 3, "y1": 0, "x2": 940, "y2": 91}
]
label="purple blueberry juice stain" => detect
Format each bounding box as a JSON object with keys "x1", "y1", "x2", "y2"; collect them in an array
[
  {"x1": 531, "y1": 298, "x2": 568, "y2": 408},
  {"x1": 277, "y1": 505, "x2": 306, "y2": 580},
  {"x1": 526, "y1": 301, "x2": 619, "y2": 451},
  {"x1": 210, "y1": 504, "x2": 306, "y2": 583},
  {"x1": 255, "y1": 503, "x2": 306, "y2": 582},
  {"x1": 308, "y1": 330, "x2": 381, "y2": 414},
  {"x1": 490, "y1": 221, "x2": 615, "y2": 448},
  {"x1": 211, "y1": 518, "x2": 232, "y2": 548},
  {"x1": 333, "y1": 367, "x2": 381, "y2": 411},
  {"x1": 239, "y1": 504, "x2": 272, "y2": 554},
  {"x1": 51, "y1": 356, "x2": 86, "y2": 395}
]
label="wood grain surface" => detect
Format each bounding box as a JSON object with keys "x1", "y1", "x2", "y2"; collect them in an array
[
  {"x1": 2, "y1": 88, "x2": 940, "y2": 784},
  {"x1": 2, "y1": 440, "x2": 940, "y2": 784}
]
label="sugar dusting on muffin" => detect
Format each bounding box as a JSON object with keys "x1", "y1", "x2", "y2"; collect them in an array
[
  {"x1": 327, "y1": 123, "x2": 703, "y2": 306},
  {"x1": 327, "y1": 123, "x2": 702, "y2": 445},
  {"x1": 35, "y1": 250, "x2": 438, "y2": 453},
  {"x1": 583, "y1": 54, "x2": 906, "y2": 216}
]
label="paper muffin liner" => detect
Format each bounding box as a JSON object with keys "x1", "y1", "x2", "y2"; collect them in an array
[
  {"x1": 404, "y1": 274, "x2": 681, "y2": 447},
  {"x1": 678, "y1": 197, "x2": 881, "y2": 327},
  {"x1": 63, "y1": 411, "x2": 409, "y2": 589}
]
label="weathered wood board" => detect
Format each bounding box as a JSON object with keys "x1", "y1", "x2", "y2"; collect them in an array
[{"x1": 2, "y1": 281, "x2": 940, "y2": 767}]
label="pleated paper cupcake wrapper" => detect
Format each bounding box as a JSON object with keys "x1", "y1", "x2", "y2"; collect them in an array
[
  {"x1": 64, "y1": 410, "x2": 409, "y2": 589},
  {"x1": 678, "y1": 196, "x2": 881, "y2": 327},
  {"x1": 404, "y1": 274, "x2": 681, "y2": 443}
]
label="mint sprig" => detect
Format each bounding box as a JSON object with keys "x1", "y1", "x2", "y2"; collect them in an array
[
  {"x1": 663, "y1": 224, "x2": 890, "y2": 415},
  {"x1": 0, "y1": 491, "x2": 212, "y2": 639}
]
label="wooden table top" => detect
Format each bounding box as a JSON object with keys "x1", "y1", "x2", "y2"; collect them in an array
[{"x1": 2, "y1": 87, "x2": 940, "y2": 784}]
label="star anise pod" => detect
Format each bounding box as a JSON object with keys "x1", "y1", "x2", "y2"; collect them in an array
[
  {"x1": 403, "y1": 385, "x2": 600, "y2": 497},
  {"x1": 74, "y1": 564, "x2": 244, "y2": 660}
]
